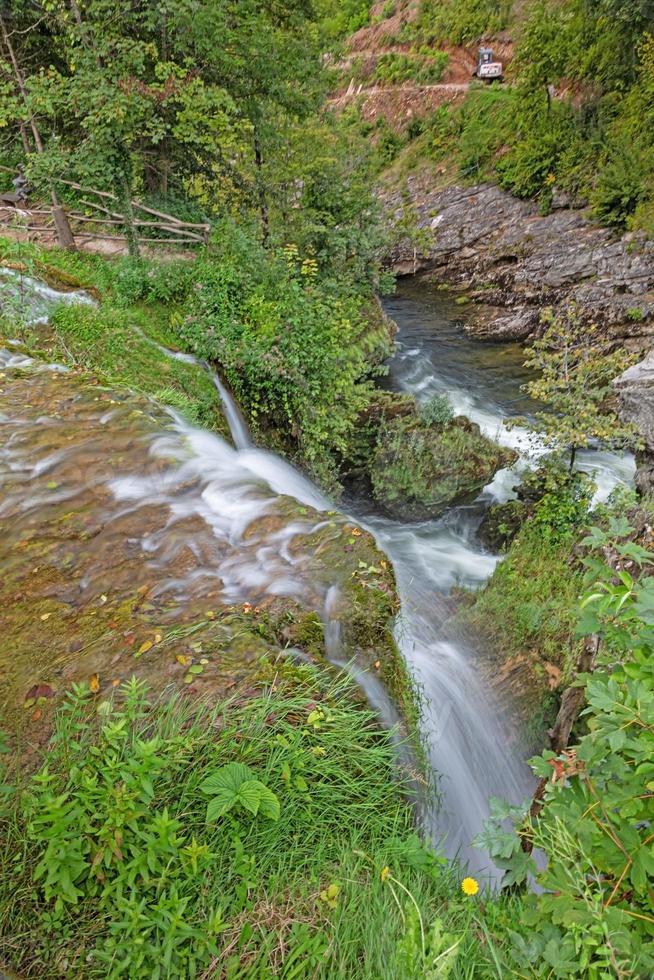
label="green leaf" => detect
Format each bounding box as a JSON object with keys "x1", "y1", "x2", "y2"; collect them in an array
[
  {"x1": 238, "y1": 780, "x2": 263, "y2": 816},
  {"x1": 200, "y1": 762, "x2": 254, "y2": 797},
  {"x1": 254, "y1": 783, "x2": 280, "y2": 821}
]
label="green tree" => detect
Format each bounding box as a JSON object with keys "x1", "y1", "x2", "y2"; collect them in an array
[{"x1": 521, "y1": 306, "x2": 637, "y2": 469}]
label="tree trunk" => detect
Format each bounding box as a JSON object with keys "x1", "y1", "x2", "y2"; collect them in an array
[{"x1": 0, "y1": 13, "x2": 76, "y2": 250}]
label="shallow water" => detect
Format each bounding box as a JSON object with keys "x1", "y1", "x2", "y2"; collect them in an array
[{"x1": 348, "y1": 280, "x2": 635, "y2": 878}]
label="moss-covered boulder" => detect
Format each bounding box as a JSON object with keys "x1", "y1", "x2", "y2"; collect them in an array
[
  {"x1": 478, "y1": 499, "x2": 528, "y2": 551},
  {"x1": 370, "y1": 414, "x2": 517, "y2": 521}
]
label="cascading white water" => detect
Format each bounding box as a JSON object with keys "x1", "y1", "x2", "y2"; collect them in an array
[
  {"x1": 2, "y1": 271, "x2": 636, "y2": 884},
  {"x1": 140, "y1": 324, "x2": 534, "y2": 881},
  {"x1": 131, "y1": 325, "x2": 253, "y2": 452},
  {"x1": 0, "y1": 266, "x2": 95, "y2": 324}
]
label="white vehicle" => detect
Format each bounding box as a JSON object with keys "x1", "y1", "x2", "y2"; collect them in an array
[{"x1": 473, "y1": 47, "x2": 503, "y2": 82}]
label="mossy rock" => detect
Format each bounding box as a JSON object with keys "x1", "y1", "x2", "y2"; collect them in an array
[
  {"x1": 370, "y1": 415, "x2": 518, "y2": 520},
  {"x1": 478, "y1": 499, "x2": 528, "y2": 552},
  {"x1": 346, "y1": 390, "x2": 416, "y2": 481}
]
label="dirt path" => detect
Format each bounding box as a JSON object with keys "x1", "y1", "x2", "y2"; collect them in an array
[{"x1": 330, "y1": 81, "x2": 471, "y2": 104}]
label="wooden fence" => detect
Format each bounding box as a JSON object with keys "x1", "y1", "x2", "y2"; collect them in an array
[{"x1": 0, "y1": 169, "x2": 210, "y2": 249}]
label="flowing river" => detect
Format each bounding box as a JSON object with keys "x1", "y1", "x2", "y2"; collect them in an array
[{"x1": 0, "y1": 272, "x2": 635, "y2": 885}]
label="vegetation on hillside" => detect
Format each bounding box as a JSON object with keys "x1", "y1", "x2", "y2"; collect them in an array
[{"x1": 366, "y1": 0, "x2": 654, "y2": 232}]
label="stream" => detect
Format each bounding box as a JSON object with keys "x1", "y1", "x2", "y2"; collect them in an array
[{"x1": 0, "y1": 273, "x2": 635, "y2": 885}]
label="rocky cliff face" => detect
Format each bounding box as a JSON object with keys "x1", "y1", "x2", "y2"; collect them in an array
[
  {"x1": 615, "y1": 352, "x2": 654, "y2": 491},
  {"x1": 385, "y1": 180, "x2": 654, "y2": 347}
]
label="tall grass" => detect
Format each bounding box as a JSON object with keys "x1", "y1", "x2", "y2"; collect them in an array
[{"x1": 0, "y1": 672, "x2": 514, "y2": 978}]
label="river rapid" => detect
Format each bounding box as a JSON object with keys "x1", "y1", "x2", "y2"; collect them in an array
[{"x1": 0, "y1": 272, "x2": 635, "y2": 885}]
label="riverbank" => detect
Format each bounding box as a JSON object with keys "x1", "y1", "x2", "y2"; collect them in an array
[
  {"x1": 0, "y1": 260, "x2": 525, "y2": 980},
  {"x1": 384, "y1": 179, "x2": 654, "y2": 345}
]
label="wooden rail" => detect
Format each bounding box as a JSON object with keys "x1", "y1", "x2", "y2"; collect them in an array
[{"x1": 0, "y1": 168, "x2": 210, "y2": 249}]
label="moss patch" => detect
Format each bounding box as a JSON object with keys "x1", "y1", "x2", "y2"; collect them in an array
[
  {"x1": 453, "y1": 518, "x2": 583, "y2": 745},
  {"x1": 0, "y1": 352, "x2": 416, "y2": 760},
  {"x1": 370, "y1": 414, "x2": 517, "y2": 520}
]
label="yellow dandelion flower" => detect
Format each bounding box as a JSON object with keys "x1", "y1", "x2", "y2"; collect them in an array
[
  {"x1": 380, "y1": 866, "x2": 391, "y2": 882},
  {"x1": 461, "y1": 877, "x2": 479, "y2": 896}
]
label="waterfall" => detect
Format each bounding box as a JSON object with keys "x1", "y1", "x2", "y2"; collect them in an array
[{"x1": 2, "y1": 272, "x2": 636, "y2": 885}]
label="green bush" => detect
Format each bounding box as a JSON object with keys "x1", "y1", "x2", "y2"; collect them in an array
[
  {"x1": 479, "y1": 517, "x2": 654, "y2": 977},
  {"x1": 408, "y1": 0, "x2": 511, "y2": 45},
  {"x1": 373, "y1": 51, "x2": 449, "y2": 86},
  {"x1": 175, "y1": 222, "x2": 377, "y2": 488},
  {"x1": 420, "y1": 393, "x2": 454, "y2": 426}
]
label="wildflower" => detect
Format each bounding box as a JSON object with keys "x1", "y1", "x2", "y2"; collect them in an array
[
  {"x1": 461, "y1": 877, "x2": 479, "y2": 896},
  {"x1": 380, "y1": 866, "x2": 391, "y2": 882}
]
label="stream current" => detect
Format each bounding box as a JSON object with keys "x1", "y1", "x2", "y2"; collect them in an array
[{"x1": 0, "y1": 273, "x2": 635, "y2": 884}]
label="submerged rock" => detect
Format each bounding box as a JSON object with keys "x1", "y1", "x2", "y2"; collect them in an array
[{"x1": 370, "y1": 413, "x2": 517, "y2": 520}]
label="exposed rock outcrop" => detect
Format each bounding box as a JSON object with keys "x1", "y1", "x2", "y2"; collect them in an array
[
  {"x1": 384, "y1": 180, "x2": 654, "y2": 346},
  {"x1": 615, "y1": 352, "x2": 654, "y2": 492}
]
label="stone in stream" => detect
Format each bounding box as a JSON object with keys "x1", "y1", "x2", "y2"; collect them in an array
[{"x1": 370, "y1": 412, "x2": 517, "y2": 521}]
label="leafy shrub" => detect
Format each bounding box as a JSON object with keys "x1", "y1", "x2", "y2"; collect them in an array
[
  {"x1": 478, "y1": 517, "x2": 654, "y2": 978},
  {"x1": 532, "y1": 469, "x2": 593, "y2": 542},
  {"x1": 408, "y1": 0, "x2": 511, "y2": 45},
  {"x1": 175, "y1": 221, "x2": 377, "y2": 488},
  {"x1": 112, "y1": 257, "x2": 195, "y2": 306},
  {"x1": 318, "y1": 0, "x2": 370, "y2": 39},
  {"x1": 420, "y1": 393, "x2": 454, "y2": 426},
  {"x1": 374, "y1": 51, "x2": 449, "y2": 86},
  {"x1": 591, "y1": 143, "x2": 652, "y2": 227}
]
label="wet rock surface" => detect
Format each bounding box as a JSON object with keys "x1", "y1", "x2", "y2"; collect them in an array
[
  {"x1": 0, "y1": 346, "x2": 400, "y2": 748},
  {"x1": 384, "y1": 180, "x2": 654, "y2": 346},
  {"x1": 615, "y1": 352, "x2": 654, "y2": 491}
]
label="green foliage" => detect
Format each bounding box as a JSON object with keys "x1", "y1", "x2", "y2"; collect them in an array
[
  {"x1": 386, "y1": 1, "x2": 654, "y2": 228},
  {"x1": 520, "y1": 306, "x2": 637, "y2": 466},
  {"x1": 0, "y1": 732, "x2": 12, "y2": 803},
  {"x1": 316, "y1": 0, "x2": 371, "y2": 40},
  {"x1": 201, "y1": 762, "x2": 280, "y2": 823},
  {"x1": 420, "y1": 393, "x2": 454, "y2": 426},
  {"x1": 0, "y1": 675, "x2": 511, "y2": 978},
  {"x1": 408, "y1": 0, "x2": 512, "y2": 45},
  {"x1": 457, "y1": 490, "x2": 586, "y2": 673},
  {"x1": 479, "y1": 518, "x2": 654, "y2": 977},
  {"x1": 0, "y1": 0, "x2": 325, "y2": 227},
  {"x1": 48, "y1": 302, "x2": 223, "y2": 429},
  {"x1": 374, "y1": 51, "x2": 449, "y2": 86},
  {"x1": 174, "y1": 223, "x2": 379, "y2": 488},
  {"x1": 531, "y1": 468, "x2": 593, "y2": 543}
]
